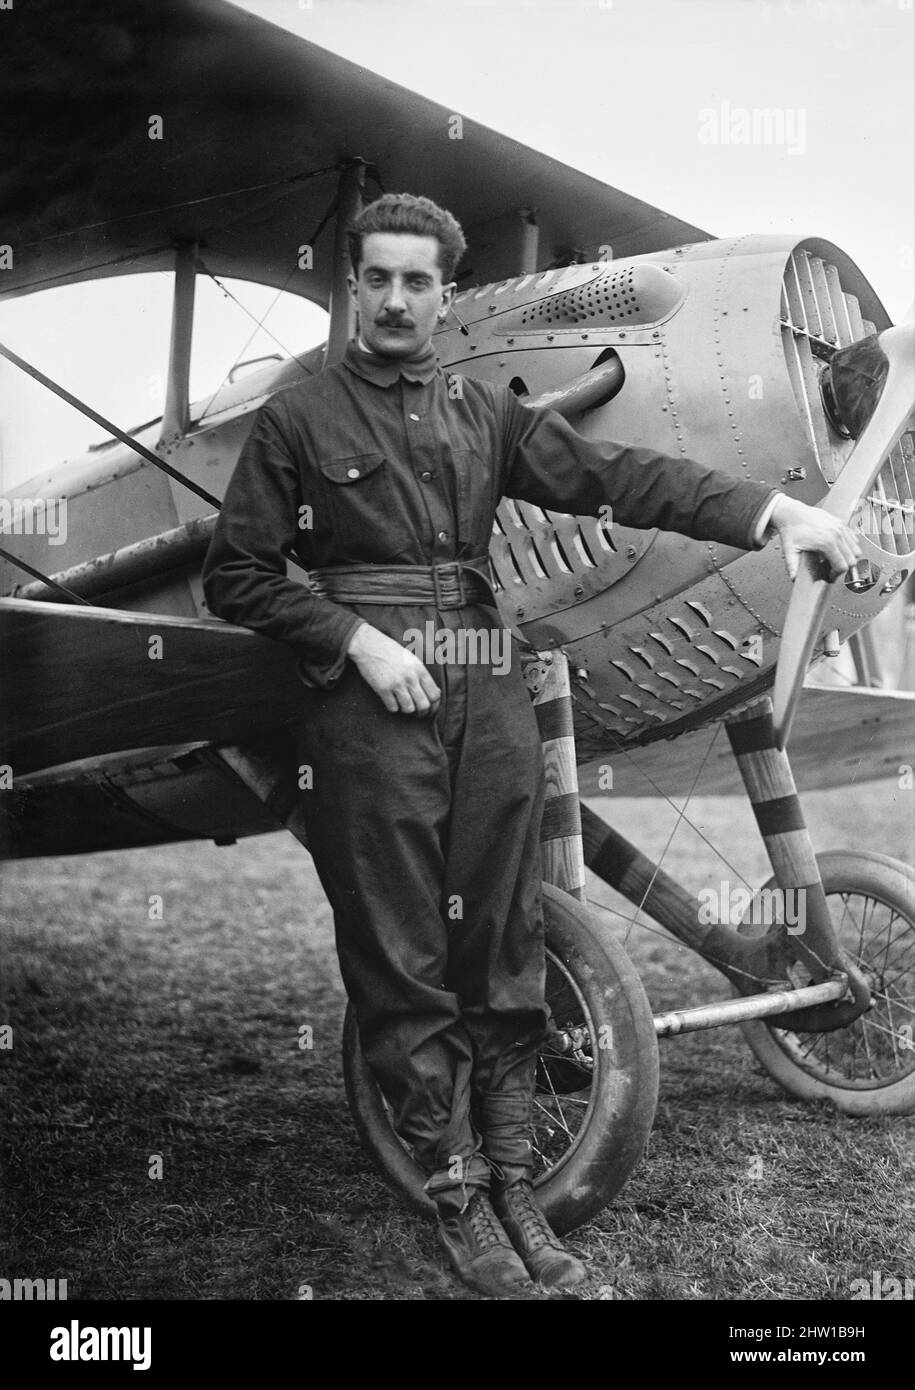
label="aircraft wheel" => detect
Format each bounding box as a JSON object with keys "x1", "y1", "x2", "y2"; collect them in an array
[
  {"x1": 739, "y1": 851, "x2": 915, "y2": 1115},
  {"x1": 342, "y1": 881, "x2": 659, "y2": 1235}
]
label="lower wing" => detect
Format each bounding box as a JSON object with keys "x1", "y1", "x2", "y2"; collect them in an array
[
  {"x1": 0, "y1": 598, "x2": 305, "y2": 779},
  {"x1": 579, "y1": 683, "x2": 914, "y2": 798}
]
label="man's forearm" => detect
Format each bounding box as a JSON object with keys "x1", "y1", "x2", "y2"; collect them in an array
[
  {"x1": 203, "y1": 548, "x2": 360, "y2": 654},
  {"x1": 504, "y1": 402, "x2": 778, "y2": 551}
]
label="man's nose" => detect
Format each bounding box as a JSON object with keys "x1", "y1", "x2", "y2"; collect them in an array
[{"x1": 384, "y1": 279, "x2": 408, "y2": 313}]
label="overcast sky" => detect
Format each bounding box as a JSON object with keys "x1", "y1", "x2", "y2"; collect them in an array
[
  {"x1": 1, "y1": 0, "x2": 912, "y2": 490},
  {"x1": 238, "y1": 0, "x2": 913, "y2": 316}
]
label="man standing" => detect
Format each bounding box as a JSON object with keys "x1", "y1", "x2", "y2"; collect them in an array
[{"x1": 203, "y1": 194, "x2": 861, "y2": 1297}]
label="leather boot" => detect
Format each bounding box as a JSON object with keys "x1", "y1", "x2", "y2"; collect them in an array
[
  {"x1": 477, "y1": 1058, "x2": 587, "y2": 1288},
  {"x1": 491, "y1": 1179, "x2": 587, "y2": 1288},
  {"x1": 436, "y1": 1190, "x2": 533, "y2": 1297},
  {"x1": 426, "y1": 1150, "x2": 532, "y2": 1297}
]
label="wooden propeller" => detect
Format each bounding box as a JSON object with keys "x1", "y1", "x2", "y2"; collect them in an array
[{"x1": 772, "y1": 323, "x2": 915, "y2": 749}]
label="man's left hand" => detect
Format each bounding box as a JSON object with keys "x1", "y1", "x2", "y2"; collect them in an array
[{"x1": 767, "y1": 495, "x2": 864, "y2": 582}]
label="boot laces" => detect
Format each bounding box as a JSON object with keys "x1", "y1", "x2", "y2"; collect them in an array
[
  {"x1": 508, "y1": 1183, "x2": 555, "y2": 1250},
  {"x1": 466, "y1": 1194, "x2": 505, "y2": 1249}
]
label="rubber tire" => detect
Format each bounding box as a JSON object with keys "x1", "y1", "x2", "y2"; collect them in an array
[
  {"x1": 739, "y1": 850, "x2": 915, "y2": 1115},
  {"x1": 342, "y1": 881, "x2": 660, "y2": 1235}
]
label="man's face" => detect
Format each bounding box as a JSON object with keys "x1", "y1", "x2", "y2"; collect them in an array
[{"x1": 348, "y1": 232, "x2": 455, "y2": 358}]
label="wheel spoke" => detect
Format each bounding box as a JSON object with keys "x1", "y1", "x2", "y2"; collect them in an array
[
  {"x1": 870, "y1": 990, "x2": 915, "y2": 1016},
  {"x1": 529, "y1": 1133, "x2": 553, "y2": 1172},
  {"x1": 792, "y1": 1033, "x2": 822, "y2": 1060},
  {"x1": 877, "y1": 931, "x2": 915, "y2": 968},
  {"x1": 764, "y1": 873, "x2": 915, "y2": 1089},
  {"x1": 835, "y1": 891, "x2": 865, "y2": 960},
  {"x1": 878, "y1": 907, "x2": 905, "y2": 974},
  {"x1": 858, "y1": 1013, "x2": 913, "y2": 1049},
  {"x1": 859, "y1": 1013, "x2": 881, "y2": 1079},
  {"x1": 537, "y1": 1067, "x2": 574, "y2": 1139},
  {"x1": 881, "y1": 1000, "x2": 900, "y2": 1070},
  {"x1": 533, "y1": 1092, "x2": 572, "y2": 1136}
]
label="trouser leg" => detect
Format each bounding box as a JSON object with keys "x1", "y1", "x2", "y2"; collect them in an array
[
  {"x1": 295, "y1": 623, "x2": 548, "y2": 1199},
  {"x1": 441, "y1": 648, "x2": 548, "y2": 1181},
  {"x1": 294, "y1": 660, "x2": 481, "y2": 1180}
]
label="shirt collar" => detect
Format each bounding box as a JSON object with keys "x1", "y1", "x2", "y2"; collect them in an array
[{"x1": 342, "y1": 337, "x2": 440, "y2": 387}]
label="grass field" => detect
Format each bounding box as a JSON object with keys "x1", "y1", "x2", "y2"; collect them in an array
[{"x1": 1, "y1": 777, "x2": 913, "y2": 1301}]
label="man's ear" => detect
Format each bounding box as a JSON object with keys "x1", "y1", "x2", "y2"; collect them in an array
[
  {"x1": 347, "y1": 271, "x2": 359, "y2": 305},
  {"x1": 439, "y1": 281, "x2": 457, "y2": 320}
]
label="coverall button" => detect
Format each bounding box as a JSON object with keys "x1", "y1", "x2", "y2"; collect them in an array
[
  {"x1": 437, "y1": 530, "x2": 449, "y2": 541},
  {"x1": 409, "y1": 412, "x2": 421, "y2": 421},
  {"x1": 346, "y1": 467, "x2": 360, "y2": 479},
  {"x1": 420, "y1": 471, "x2": 433, "y2": 481}
]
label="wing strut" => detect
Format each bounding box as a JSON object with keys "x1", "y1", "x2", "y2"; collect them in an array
[
  {"x1": 0, "y1": 342, "x2": 314, "y2": 583},
  {"x1": 325, "y1": 159, "x2": 367, "y2": 366},
  {"x1": 0, "y1": 544, "x2": 92, "y2": 606},
  {"x1": 0, "y1": 340, "x2": 221, "y2": 510},
  {"x1": 159, "y1": 241, "x2": 196, "y2": 445}
]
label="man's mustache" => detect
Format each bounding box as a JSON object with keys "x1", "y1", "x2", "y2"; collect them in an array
[{"x1": 376, "y1": 315, "x2": 415, "y2": 328}]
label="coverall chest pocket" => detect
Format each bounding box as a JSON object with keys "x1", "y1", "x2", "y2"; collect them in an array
[
  {"x1": 319, "y1": 454, "x2": 404, "y2": 560},
  {"x1": 451, "y1": 448, "x2": 493, "y2": 551}
]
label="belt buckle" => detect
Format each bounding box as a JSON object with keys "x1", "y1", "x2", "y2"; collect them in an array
[{"x1": 432, "y1": 562, "x2": 463, "y2": 609}]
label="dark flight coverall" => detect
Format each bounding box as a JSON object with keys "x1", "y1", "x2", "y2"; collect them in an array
[{"x1": 203, "y1": 340, "x2": 777, "y2": 1203}]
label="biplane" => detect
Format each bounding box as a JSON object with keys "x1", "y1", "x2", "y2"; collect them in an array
[{"x1": 1, "y1": 0, "x2": 913, "y2": 1234}]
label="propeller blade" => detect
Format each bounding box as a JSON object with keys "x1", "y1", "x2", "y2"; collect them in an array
[
  {"x1": 772, "y1": 324, "x2": 915, "y2": 749},
  {"x1": 772, "y1": 553, "x2": 834, "y2": 752}
]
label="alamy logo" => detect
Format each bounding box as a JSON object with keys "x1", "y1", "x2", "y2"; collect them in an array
[
  {"x1": 0, "y1": 496, "x2": 67, "y2": 544},
  {"x1": 49, "y1": 1320, "x2": 151, "y2": 1371},
  {"x1": 403, "y1": 622, "x2": 512, "y2": 675},
  {"x1": 698, "y1": 101, "x2": 807, "y2": 156},
  {"x1": 0, "y1": 1276, "x2": 68, "y2": 1300},
  {"x1": 697, "y1": 881, "x2": 806, "y2": 935},
  {"x1": 849, "y1": 1271, "x2": 914, "y2": 1300}
]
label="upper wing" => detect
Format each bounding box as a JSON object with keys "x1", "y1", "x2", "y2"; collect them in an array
[
  {"x1": 1, "y1": 0, "x2": 710, "y2": 305},
  {"x1": 578, "y1": 683, "x2": 914, "y2": 798},
  {"x1": 0, "y1": 597, "x2": 305, "y2": 778}
]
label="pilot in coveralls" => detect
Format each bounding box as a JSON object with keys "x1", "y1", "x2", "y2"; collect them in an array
[{"x1": 203, "y1": 194, "x2": 860, "y2": 1297}]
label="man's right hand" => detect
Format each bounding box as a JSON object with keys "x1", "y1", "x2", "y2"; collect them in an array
[
  {"x1": 766, "y1": 495, "x2": 863, "y2": 581},
  {"x1": 346, "y1": 622, "x2": 442, "y2": 716}
]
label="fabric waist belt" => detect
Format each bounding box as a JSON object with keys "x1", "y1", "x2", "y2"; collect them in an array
[{"x1": 308, "y1": 558, "x2": 498, "y2": 610}]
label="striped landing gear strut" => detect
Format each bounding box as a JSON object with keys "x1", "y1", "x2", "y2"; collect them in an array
[
  {"x1": 724, "y1": 695, "x2": 870, "y2": 1030},
  {"x1": 580, "y1": 695, "x2": 872, "y2": 1034}
]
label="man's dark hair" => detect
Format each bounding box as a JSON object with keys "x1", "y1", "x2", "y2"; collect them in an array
[{"x1": 348, "y1": 193, "x2": 467, "y2": 283}]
